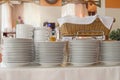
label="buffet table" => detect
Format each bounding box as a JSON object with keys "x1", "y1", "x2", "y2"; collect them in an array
[{"x1": 0, "y1": 65, "x2": 120, "y2": 80}]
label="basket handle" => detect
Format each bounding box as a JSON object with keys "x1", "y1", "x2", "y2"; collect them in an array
[{"x1": 74, "y1": 30, "x2": 104, "y2": 40}]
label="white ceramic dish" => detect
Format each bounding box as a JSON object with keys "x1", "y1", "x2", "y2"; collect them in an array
[
  {"x1": 3, "y1": 38, "x2": 33, "y2": 43},
  {"x1": 1, "y1": 62, "x2": 30, "y2": 67},
  {"x1": 100, "y1": 61, "x2": 120, "y2": 66},
  {"x1": 70, "y1": 62, "x2": 96, "y2": 67},
  {"x1": 39, "y1": 63, "x2": 61, "y2": 67}
]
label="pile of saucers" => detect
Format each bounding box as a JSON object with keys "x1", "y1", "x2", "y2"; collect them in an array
[
  {"x1": 16, "y1": 24, "x2": 34, "y2": 39},
  {"x1": 34, "y1": 27, "x2": 49, "y2": 42},
  {"x1": 34, "y1": 41, "x2": 66, "y2": 67},
  {"x1": 34, "y1": 27, "x2": 50, "y2": 63},
  {"x1": 100, "y1": 41, "x2": 120, "y2": 65},
  {"x1": 2, "y1": 38, "x2": 34, "y2": 67},
  {"x1": 69, "y1": 39, "x2": 99, "y2": 66}
]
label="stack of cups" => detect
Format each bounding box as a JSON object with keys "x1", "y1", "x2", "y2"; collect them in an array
[{"x1": 16, "y1": 24, "x2": 34, "y2": 39}]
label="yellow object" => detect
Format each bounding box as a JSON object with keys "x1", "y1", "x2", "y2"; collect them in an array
[{"x1": 49, "y1": 36, "x2": 56, "y2": 41}]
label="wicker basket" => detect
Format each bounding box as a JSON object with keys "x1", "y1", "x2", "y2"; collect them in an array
[{"x1": 59, "y1": 18, "x2": 113, "y2": 40}]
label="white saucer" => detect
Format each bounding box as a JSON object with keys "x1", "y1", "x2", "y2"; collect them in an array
[
  {"x1": 70, "y1": 62, "x2": 96, "y2": 67},
  {"x1": 100, "y1": 61, "x2": 120, "y2": 66}
]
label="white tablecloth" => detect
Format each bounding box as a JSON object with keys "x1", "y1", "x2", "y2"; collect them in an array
[{"x1": 0, "y1": 66, "x2": 120, "y2": 80}]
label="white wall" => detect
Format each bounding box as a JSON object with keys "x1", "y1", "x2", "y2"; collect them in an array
[
  {"x1": 105, "y1": 8, "x2": 120, "y2": 30},
  {"x1": 97, "y1": 0, "x2": 120, "y2": 31},
  {"x1": 62, "y1": 4, "x2": 75, "y2": 17},
  {"x1": 97, "y1": 0, "x2": 105, "y2": 15},
  {"x1": 24, "y1": 3, "x2": 61, "y2": 27},
  {"x1": 39, "y1": 6, "x2": 61, "y2": 26}
]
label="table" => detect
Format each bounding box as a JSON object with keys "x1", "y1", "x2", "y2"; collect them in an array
[{"x1": 0, "y1": 65, "x2": 120, "y2": 80}]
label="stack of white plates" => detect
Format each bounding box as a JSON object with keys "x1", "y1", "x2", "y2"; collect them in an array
[
  {"x1": 34, "y1": 28, "x2": 50, "y2": 63},
  {"x1": 34, "y1": 28, "x2": 49, "y2": 42},
  {"x1": 69, "y1": 39, "x2": 99, "y2": 66},
  {"x1": 16, "y1": 24, "x2": 34, "y2": 39},
  {"x1": 100, "y1": 41, "x2": 120, "y2": 65},
  {"x1": 34, "y1": 41, "x2": 66, "y2": 67},
  {"x1": 2, "y1": 38, "x2": 34, "y2": 67}
]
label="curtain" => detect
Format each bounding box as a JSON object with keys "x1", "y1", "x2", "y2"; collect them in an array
[{"x1": 1, "y1": 3, "x2": 12, "y2": 32}]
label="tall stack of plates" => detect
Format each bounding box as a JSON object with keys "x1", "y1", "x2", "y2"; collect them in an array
[
  {"x1": 69, "y1": 39, "x2": 99, "y2": 66},
  {"x1": 35, "y1": 41, "x2": 66, "y2": 67},
  {"x1": 16, "y1": 24, "x2": 34, "y2": 39},
  {"x1": 34, "y1": 28, "x2": 49, "y2": 63},
  {"x1": 100, "y1": 41, "x2": 120, "y2": 65},
  {"x1": 2, "y1": 38, "x2": 34, "y2": 67},
  {"x1": 34, "y1": 28, "x2": 49, "y2": 42}
]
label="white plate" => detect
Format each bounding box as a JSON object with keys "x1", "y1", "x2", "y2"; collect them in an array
[
  {"x1": 39, "y1": 63, "x2": 61, "y2": 67},
  {"x1": 39, "y1": 56, "x2": 63, "y2": 59},
  {"x1": 69, "y1": 39, "x2": 99, "y2": 42},
  {"x1": 69, "y1": 51, "x2": 97, "y2": 54},
  {"x1": 39, "y1": 61, "x2": 62, "y2": 63},
  {"x1": 34, "y1": 37, "x2": 48, "y2": 39},
  {"x1": 70, "y1": 55, "x2": 97, "y2": 58},
  {"x1": 100, "y1": 55, "x2": 120, "y2": 58},
  {"x1": 69, "y1": 54, "x2": 97, "y2": 56},
  {"x1": 3, "y1": 38, "x2": 33, "y2": 43},
  {"x1": 2, "y1": 53, "x2": 33, "y2": 56},
  {"x1": 70, "y1": 62, "x2": 96, "y2": 67},
  {"x1": 34, "y1": 31, "x2": 49, "y2": 35},
  {"x1": 39, "y1": 59, "x2": 63, "y2": 61},
  {"x1": 2, "y1": 56, "x2": 33, "y2": 59},
  {"x1": 3, "y1": 53, "x2": 33, "y2": 56},
  {"x1": 3, "y1": 49, "x2": 33, "y2": 52},
  {"x1": 69, "y1": 47, "x2": 98, "y2": 50},
  {"x1": 100, "y1": 61, "x2": 120, "y2": 66},
  {"x1": 35, "y1": 49, "x2": 64, "y2": 51},
  {"x1": 100, "y1": 58, "x2": 120, "y2": 61},
  {"x1": 16, "y1": 24, "x2": 34, "y2": 28},
  {"x1": 69, "y1": 44, "x2": 98, "y2": 47},
  {"x1": 2, "y1": 49, "x2": 33, "y2": 52},
  {"x1": 70, "y1": 58, "x2": 96, "y2": 63},
  {"x1": 2, "y1": 59, "x2": 32, "y2": 63},
  {"x1": 69, "y1": 49, "x2": 97, "y2": 52},
  {"x1": 1, "y1": 63, "x2": 30, "y2": 67},
  {"x1": 3, "y1": 45, "x2": 33, "y2": 47},
  {"x1": 16, "y1": 32, "x2": 33, "y2": 35},
  {"x1": 36, "y1": 53, "x2": 63, "y2": 56},
  {"x1": 35, "y1": 49, "x2": 64, "y2": 52},
  {"x1": 3, "y1": 47, "x2": 33, "y2": 49}
]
